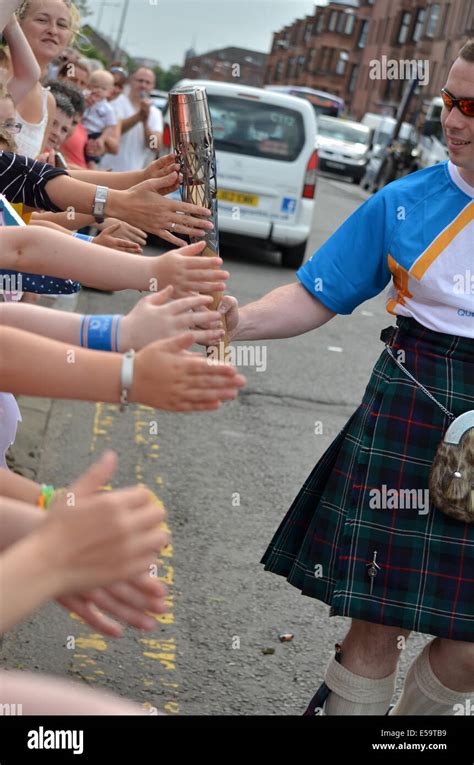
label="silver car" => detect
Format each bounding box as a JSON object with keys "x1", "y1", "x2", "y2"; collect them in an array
[{"x1": 316, "y1": 116, "x2": 372, "y2": 184}]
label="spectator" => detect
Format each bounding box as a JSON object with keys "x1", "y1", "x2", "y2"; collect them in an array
[
  {"x1": 57, "y1": 55, "x2": 90, "y2": 90},
  {"x1": 101, "y1": 67, "x2": 162, "y2": 172},
  {"x1": 43, "y1": 89, "x2": 74, "y2": 154},
  {"x1": 81, "y1": 69, "x2": 118, "y2": 168},
  {"x1": 48, "y1": 78, "x2": 87, "y2": 168},
  {"x1": 14, "y1": 0, "x2": 81, "y2": 158},
  {"x1": 109, "y1": 65, "x2": 128, "y2": 100}
]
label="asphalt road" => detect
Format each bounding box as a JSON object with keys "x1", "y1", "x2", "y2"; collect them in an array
[{"x1": 1, "y1": 173, "x2": 432, "y2": 715}]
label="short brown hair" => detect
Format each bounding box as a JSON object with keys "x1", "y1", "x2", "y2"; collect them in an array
[{"x1": 458, "y1": 38, "x2": 474, "y2": 62}]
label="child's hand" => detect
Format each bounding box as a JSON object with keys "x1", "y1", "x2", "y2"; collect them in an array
[
  {"x1": 94, "y1": 222, "x2": 143, "y2": 254},
  {"x1": 100, "y1": 218, "x2": 147, "y2": 246},
  {"x1": 119, "y1": 285, "x2": 225, "y2": 350},
  {"x1": 40, "y1": 451, "x2": 170, "y2": 594},
  {"x1": 132, "y1": 332, "x2": 246, "y2": 411},
  {"x1": 149, "y1": 241, "x2": 228, "y2": 298},
  {"x1": 56, "y1": 572, "x2": 169, "y2": 637}
]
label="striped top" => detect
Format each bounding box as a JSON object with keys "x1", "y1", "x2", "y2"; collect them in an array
[{"x1": 0, "y1": 151, "x2": 68, "y2": 212}]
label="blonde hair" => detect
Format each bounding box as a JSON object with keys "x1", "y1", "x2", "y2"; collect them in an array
[
  {"x1": 17, "y1": 0, "x2": 81, "y2": 44},
  {"x1": 0, "y1": 126, "x2": 18, "y2": 152}
]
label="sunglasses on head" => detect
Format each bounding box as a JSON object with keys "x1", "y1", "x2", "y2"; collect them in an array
[
  {"x1": 441, "y1": 88, "x2": 474, "y2": 117},
  {"x1": 0, "y1": 122, "x2": 22, "y2": 134}
]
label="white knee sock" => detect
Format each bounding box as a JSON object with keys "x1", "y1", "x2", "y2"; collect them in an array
[
  {"x1": 390, "y1": 641, "x2": 474, "y2": 716},
  {"x1": 324, "y1": 655, "x2": 397, "y2": 715}
]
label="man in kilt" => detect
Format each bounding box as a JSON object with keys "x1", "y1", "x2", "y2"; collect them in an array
[{"x1": 219, "y1": 40, "x2": 474, "y2": 715}]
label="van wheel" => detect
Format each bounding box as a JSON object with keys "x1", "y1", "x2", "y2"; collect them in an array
[{"x1": 281, "y1": 240, "x2": 307, "y2": 269}]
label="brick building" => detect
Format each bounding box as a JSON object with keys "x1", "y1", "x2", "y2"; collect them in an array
[
  {"x1": 182, "y1": 47, "x2": 267, "y2": 87},
  {"x1": 265, "y1": 0, "x2": 473, "y2": 121}
]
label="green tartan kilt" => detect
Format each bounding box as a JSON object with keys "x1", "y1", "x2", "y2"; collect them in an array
[{"x1": 261, "y1": 317, "x2": 474, "y2": 641}]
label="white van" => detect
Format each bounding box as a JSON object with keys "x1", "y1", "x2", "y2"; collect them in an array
[{"x1": 162, "y1": 79, "x2": 318, "y2": 268}]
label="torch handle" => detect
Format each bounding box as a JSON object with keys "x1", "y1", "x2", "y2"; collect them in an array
[{"x1": 201, "y1": 244, "x2": 230, "y2": 356}]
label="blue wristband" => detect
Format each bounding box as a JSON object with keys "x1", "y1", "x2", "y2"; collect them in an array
[
  {"x1": 73, "y1": 233, "x2": 94, "y2": 243},
  {"x1": 83, "y1": 314, "x2": 121, "y2": 351}
]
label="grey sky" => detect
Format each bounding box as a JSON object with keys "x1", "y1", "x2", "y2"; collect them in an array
[{"x1": 87, "y1": 0, "x2": 326, "y2": 69}]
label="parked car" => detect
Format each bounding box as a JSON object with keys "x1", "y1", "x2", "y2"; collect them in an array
[
  {"x1": 162, "y1": 79, "x2": 318, "y2": 268},
  {"x1": 266, "y1": 85, "x2": 345, "y2": 117},
  {"x1": 316, "y1": 116, "x2": 372, "y2": 183},
  {"x1": 150, "y1": 88, "x2": 168, "y2": 111}
]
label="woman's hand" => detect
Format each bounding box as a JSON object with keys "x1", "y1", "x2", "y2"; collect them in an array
[
  {"x1": 142, "y1": 154, "x2": 179, "y2": 184},
  {"x1": 111, "y1": 172, "x2": 213, "y2": 246},
  {"x1": 119, "y1": 286, "x2": 225, "y2": 350},
  {"x1": 132, "y1": 332, "x2": 246, "y2": 412}
]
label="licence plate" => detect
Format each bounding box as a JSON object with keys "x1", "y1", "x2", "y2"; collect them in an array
[
  {"x1": 325, "y1": 161, "x2": 345, "y2": 170},
  {"x1": 218, "y1": 190, "x2": 259, "y2": 206}
]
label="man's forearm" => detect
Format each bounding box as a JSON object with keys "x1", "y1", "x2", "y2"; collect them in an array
[
  {"x1": 234, "y1": 282, "x2": 336, "y2": 341},
  {"x1": 0, "y1": 226, "x2": 150, "y2": 291},
  {"x1": 121, "y1": 113, "x2": 141, "y2": 134}
]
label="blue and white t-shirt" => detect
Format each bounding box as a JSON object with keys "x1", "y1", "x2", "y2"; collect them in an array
[{"x1": 298, "y1": 161, "x2": 474, "y2": 338}]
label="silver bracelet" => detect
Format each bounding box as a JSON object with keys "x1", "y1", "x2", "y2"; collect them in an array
[{"x1": 120, "y1": 349, "x2": 135, "y2": 412}]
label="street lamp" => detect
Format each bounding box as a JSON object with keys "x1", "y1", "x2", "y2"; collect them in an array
[{"x1": 113, "y1": 0, "x2": 131, "y2": 59}]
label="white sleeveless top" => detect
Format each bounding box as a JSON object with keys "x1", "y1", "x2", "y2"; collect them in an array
[
  {"x1": 0, "y1": 393, "x2": 22, "y2": 469},
  {"x1": 16, "y1": 87, "x2": 50, "y2": 159}
]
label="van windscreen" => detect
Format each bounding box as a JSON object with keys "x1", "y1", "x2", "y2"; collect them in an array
[{"x1": 207, "y1": 95, "x2": 305, "y2": 162}]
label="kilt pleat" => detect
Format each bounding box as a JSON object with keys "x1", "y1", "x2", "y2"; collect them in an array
[{"x1": 261, "y1": 318, "x2": 474, "y2": 641}]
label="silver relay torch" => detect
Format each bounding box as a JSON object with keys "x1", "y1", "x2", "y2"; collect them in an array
[{"x1": 168, "y1": 85, "x2": 229, "y2": 357}]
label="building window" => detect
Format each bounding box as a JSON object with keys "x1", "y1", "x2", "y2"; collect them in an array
[
  {"x1": 337, "y1": 13, "x2": 346, "y2": 34},
  {"x1": 336, "y1": 50, "x2": 349, "y2": 76},
  {"x1": 357, "y1": 19, "x2": 369, "y2": 48},
  {"x1": 274, "y1": 60, "x2": 284, "y2": 82},
  {"x1": 348, "y1": 63, "x2": 359, "y2": 93},
  {"x1": 426, "y1": 4, "x2": 440, "y2": 37},
  {"x1": 397, "y1": 12, "x2": 412, "y2": 44},
  {"x1": 412, "y1": 8, "x2": 426, "y2": 41},
  {"x1": 345, "y1": 14, "x2": 355, "y2": 35},
  {"x1": 304, "y1": 22, "x2": 313, "y2": 43},
  {"x1": 328, "y1": 11, "x2": 338, "y2": 32},
  {"x1": 307, "y1": 48, "x2": 317, "y2": 73},
  {"x1": 296, "y1": 55, "x2": 305, "y2": 78},
  {"x1": 316, "y1": 13, "x2": 325, "y2": 34}
]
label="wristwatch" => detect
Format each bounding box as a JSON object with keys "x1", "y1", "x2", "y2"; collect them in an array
[{"x1": 92, "y1": 185, "x2": 109, "y2": 224}]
